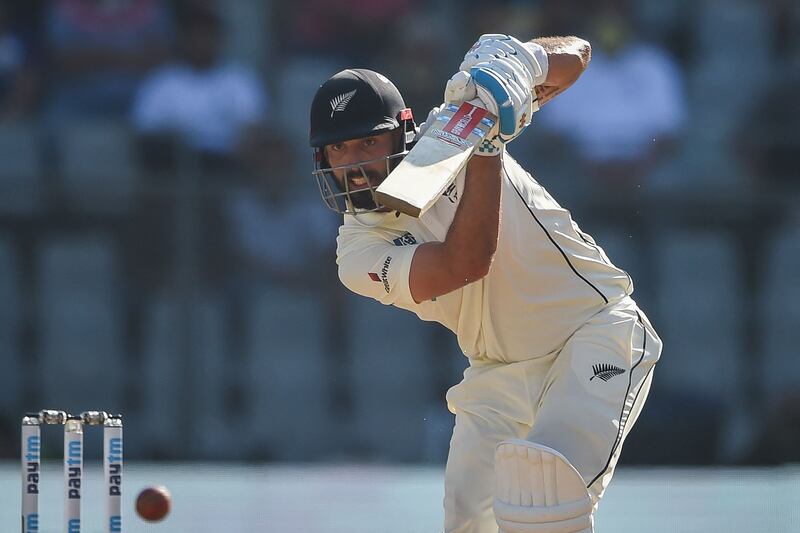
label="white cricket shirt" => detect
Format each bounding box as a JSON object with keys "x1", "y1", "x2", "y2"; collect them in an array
[{"x1": 336, "y1": 154, "x2": 633, "y2": 363}]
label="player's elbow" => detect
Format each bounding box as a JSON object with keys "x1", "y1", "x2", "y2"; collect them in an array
[
  {"x1": 575, "y1": 37, "x2": 591, "y2": 70},
  {"x1": 545, "y1": 37, "x2": 591, "y2": 88},
  {"x1": 467, "y1": 258, "x2": 493, "y2": 281},
  {"x1": 452, "y1": 244, "x2": 496, "y2": 282},
  {"x1": 562, "y1": 36, "x2": 591, "y2": 71}
]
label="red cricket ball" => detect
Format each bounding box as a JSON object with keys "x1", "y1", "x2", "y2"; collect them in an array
[{"x1": 135, "y1": 485, "x2": 171, "y2": 522}]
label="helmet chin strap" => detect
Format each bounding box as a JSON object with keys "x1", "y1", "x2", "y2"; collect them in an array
[{"x1": 404, "y1": 128, "x2": 416, "y2": 146}]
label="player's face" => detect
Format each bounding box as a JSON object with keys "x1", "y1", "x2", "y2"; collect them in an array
[{"x1": 324, "y1": 131, "x2": 396, "y2": 209}]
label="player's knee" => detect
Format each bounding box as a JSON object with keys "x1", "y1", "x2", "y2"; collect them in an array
[{"x1": 493, "y1": 439, "x2": 593, "y2": 533}]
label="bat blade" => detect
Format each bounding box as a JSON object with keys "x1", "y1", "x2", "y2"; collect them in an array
[{"x1": 375, "y1": 101, "x2": 497, "y2": 217}]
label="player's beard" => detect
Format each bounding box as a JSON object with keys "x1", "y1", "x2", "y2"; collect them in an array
[{"x1": 345, "y1": 168, "x2": 385, "y2": 210}]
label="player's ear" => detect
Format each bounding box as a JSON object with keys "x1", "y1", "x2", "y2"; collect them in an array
[{"x1": 321, "y1": 144, "x2": 338, "y2": 167}]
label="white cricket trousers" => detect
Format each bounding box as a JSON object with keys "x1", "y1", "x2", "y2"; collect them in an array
[{"x1": 442, "y1": 297, "x2": 662, "y2": 533}]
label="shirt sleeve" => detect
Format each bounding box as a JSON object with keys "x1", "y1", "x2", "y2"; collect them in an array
[{"x1": 336, "y1": 227, "x2": 420, "y2": 309}]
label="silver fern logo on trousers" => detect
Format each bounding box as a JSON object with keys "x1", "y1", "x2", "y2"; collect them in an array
[
  {"x1": 330, "y1": 90, "x2": 357, "y2": 117},
  {"x1": 590, "y1": 364, "x2": 626, "y2": 382}
]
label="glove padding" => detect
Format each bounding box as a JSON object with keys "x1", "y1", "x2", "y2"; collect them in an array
[
  {"x1": 445, "y1": 33, "x2": 545, "y2": 155},
  {"x1": 444, "y1": 55, "x2": 534, "y2": 156},
  {"x1": 461, "y1": 34, "x2": 548, "y2": 89}
]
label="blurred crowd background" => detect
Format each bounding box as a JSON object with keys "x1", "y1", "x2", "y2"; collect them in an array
[{"x1": 0, "y1": 0, "x2": 798, "y2": 467}]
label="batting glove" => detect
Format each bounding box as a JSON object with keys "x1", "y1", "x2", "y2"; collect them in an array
[
  {"x1": 444, "y1": 55, "x2": 534, "y2": 155},
  {"x1": 461, "y1": 34, "x2": 549, "y2": 92}
]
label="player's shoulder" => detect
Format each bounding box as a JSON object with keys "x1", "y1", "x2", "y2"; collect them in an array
[
  {"x1": 335, "y1": 213, "x2": 419, "y2": 305},
  {"x1": 339, "y1": 212, "x2": 388, "y2": 232},
  {"x1": 336, "y1": 212, "x2": 414, "y2": 254},
  {"x1": 338, "y1": 212, "x2": 390, "y2": 244}
]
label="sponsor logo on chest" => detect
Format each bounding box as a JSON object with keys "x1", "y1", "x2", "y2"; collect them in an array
[{"x1": 393, "y1": 232, "x2": 417, "y2": 246}]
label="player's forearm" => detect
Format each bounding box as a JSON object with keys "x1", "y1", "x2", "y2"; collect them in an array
[
  {"x1": 531, "y1": 36, "x2": 591, "y2": 106},
  {"x1": 533, "y1": 36, "x2": 591, "y2": 72},
  {"x1": 442, "y1": 154, "x2": 502, "y2": 281}
]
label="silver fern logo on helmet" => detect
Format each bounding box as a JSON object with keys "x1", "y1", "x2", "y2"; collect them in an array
[{"x1": 330, "y1": 89, "x2": 357, "y2": 117}]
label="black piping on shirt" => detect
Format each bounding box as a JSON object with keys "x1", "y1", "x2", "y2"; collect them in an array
[{"x1": 505, "y1": 162, "x2": 609, "y2": 304}]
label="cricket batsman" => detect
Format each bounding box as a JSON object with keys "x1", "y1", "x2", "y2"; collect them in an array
[{"x1": 308, "y1": 33, "x2": 662, "y2": 533}]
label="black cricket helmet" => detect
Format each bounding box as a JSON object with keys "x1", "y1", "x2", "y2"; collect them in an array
[{"x1": 309, "y1": 69, "x2": 415, "y2": 214}]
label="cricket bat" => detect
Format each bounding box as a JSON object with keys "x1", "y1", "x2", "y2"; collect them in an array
[{"x1": 375, "y1": 101, "x2": 497, "y2": 218}]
